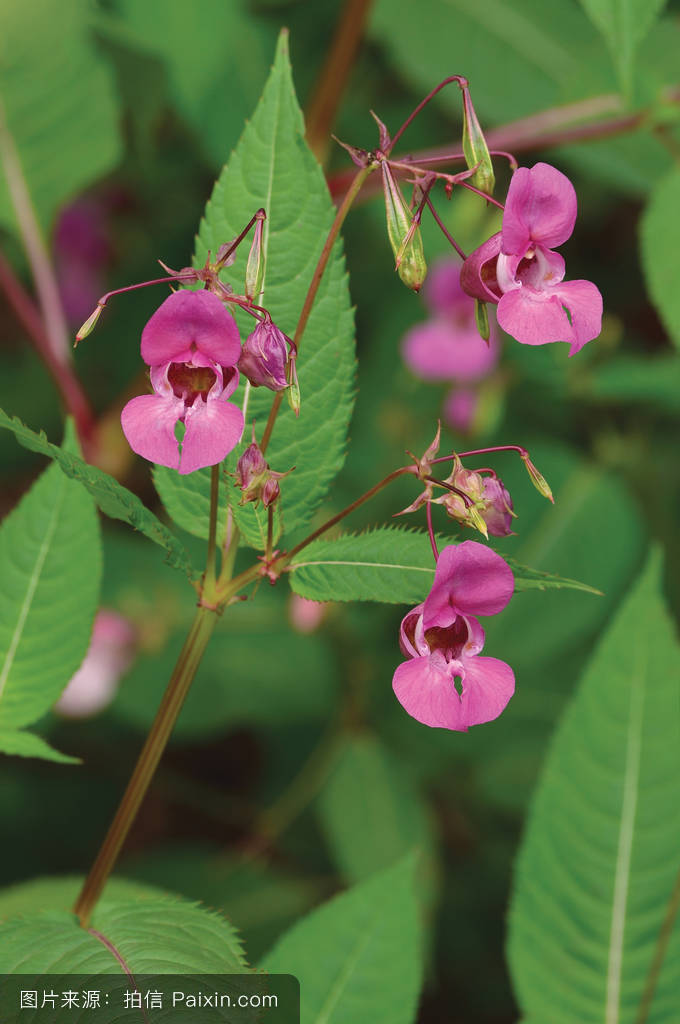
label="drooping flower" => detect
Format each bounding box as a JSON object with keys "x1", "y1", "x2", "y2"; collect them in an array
[
  {"x1": 121, "y1": 290, "x2": 244, "y2": 474},
  {"x1": 461, "y1": 162, "x2": 602, "y2": 355},
  {"x1": 392, "y1": 541, "x2": 515, "y2": 731},
  {"x1": 402, "y1": 258, "x2": 500, "y2": 431}
]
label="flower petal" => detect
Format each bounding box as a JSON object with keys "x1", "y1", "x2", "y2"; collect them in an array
[
  {"x1": 179, "y1": 397, "x2": 245, "y2": 474},
  {"x1": 460, "y1": 233, "x2": 503, "y2": 303},
  {"x1": 141, "y1": 290, "x2": 241, "y2": 367},
  {"x1": 392, "y1": 656, "x2": 467, "y2": 731},
  {"x1": 458, "y1": 655, "x2": 514, "y2": 726},
  {"x1": 497, "y1": 287, "x2": 573, "y2": 347},
  {"x1": 553, "y1": 279, "x2": 603, "y2": 355},
  {"x1": 502, "y1": 163, "x2": 577, "y2": 254},
  {"x1": 402, "y1": 318, "x2": 499, "y2": 382},
  {"x1": 120, "y1": 394, "x2": 183, "y2": 470},
  {"x1": 423, "y1": 541, "x2": 514, "y2": 627}
]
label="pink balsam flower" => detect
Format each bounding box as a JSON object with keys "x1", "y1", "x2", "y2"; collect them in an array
[
  {"x1": 461, "y1": 162, "x2": 602, "y2": 355},
  {"x1": 121, "y1": 290, "x2": 244, "y2": 474},
  {"x1": 393, "y1": 541, "x2": 514, "y2": 731}
]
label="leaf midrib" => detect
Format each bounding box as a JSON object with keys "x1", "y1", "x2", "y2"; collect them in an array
[{"x1": 0, "y1": 469, "x2": 65, "y2": 704}]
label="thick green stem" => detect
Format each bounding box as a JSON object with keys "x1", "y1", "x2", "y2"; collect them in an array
[
  {"x1": 202, "y1": 465, "x2": 221, "y2": 603},
  {"x1": 73, "y1": 606, "x2": 218, "y2": 927}
]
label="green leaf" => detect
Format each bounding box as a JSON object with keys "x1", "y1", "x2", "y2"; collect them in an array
[
  {"x1": 0, "y1": 0, "x2": 120, "y2": 234},
  {"x1": 581, "y1": 353, "x2": 680, "y2": 411},
  {"x1": 288, "y1": 527, "x2": 601, "y2": 604},
  {"x1": 109, "y1": 0, "x2": 275, "y2": 167},
  {"x1": 507, "y1": 548, "x2": 680, "y2": 1023},
  {"x1": 0, "y1": 730, "x2": 80, "y2": 764},
  {"x1": 261, "y1": 855, "x2": 423, "y2": 1024},
  {"x1": 0, "y1": 876, "x2": 169, "y2": 921},
  {"x1": 576, "y1": 0, "x2": 667, "y2": 95},
  {"x1": 0, "y1": 423, "x2": 101, "y2": 731},
  {"x1": 196, "y1": 31, "x2": 355, "y2": 540},
  {"x1": 0, "y1": 893, "x2": 247, "y2": 974},
  {"x1": 316, "y1": 733, "x2": 435, "y2": 887},
  {"x1": 641, "y1": 169, "x2": 680, "y2": 351},
  {"x1": 0, "y1": 408, "x2": 195, "y2": 578}
]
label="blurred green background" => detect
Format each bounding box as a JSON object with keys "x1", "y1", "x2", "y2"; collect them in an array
[{"x1": 1, "y1": 1, "x2": 679, "y2": 1020}]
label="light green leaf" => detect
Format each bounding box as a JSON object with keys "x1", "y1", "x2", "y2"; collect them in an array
[
  {"x1": 581, "y1": 353, "x2": 680, "y2": 411},
  {"x1": 0, "y1": 423, "x2": 101, "y2": 731},
  {"x1": 288, "y1": 527, "x2": 601, "y2": 604},
  {"x1": 576, "y1": 0, "x2": 667, "y2": 95},
  {"x1": 261, "y1": 855, "x2": 423, "y2": 1024},
  {"x1": 0, "y1": 0, "x2": 120, "y2": 234},
  {"x1": 640, "y1": 169, "x2": 680, "y2": 351},
  {"x1": 507, "y1": 548, "x2": 680, "y2": 1023},
  {"x1": 0, "y1": 894, "x2": 247, "y2": 974},
  {"x1": 0, "y1": 876, "x2": 169, "y2": 921},
  {"x1": 196, "y1": 31, "x2": 355, "y2": 540},
  {"x1": 316, "y1": 733, "x2": 435, "y2": 887},
  {"x1": 0, "y1": 408, "x2": 195, "y2": 578},
  {"x1": 0, "y1": 730, "x2": 80, "y2": 764}
]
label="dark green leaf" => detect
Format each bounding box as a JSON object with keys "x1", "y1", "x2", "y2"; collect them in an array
[{"x1": 641, "y1": 168, "x2": 680, "y2": 351}]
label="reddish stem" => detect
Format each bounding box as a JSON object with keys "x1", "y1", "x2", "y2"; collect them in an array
[
  {"x1": 426, "y1": 500, "x2": 439, "y2": 560},
  {"x1": 423, "y1": 196, "x2": 466, "y2": 259},
  {"x1": 389, "y1": 75, "x2": 468, "y2": 153}
]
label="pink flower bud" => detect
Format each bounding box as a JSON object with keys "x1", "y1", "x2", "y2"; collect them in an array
[
  {"x1": 235, "y1": 432, "x2": 291, "y2": 508},
  {"x1": 238, "y1": 319, "x2": 289, "y2": 391}
]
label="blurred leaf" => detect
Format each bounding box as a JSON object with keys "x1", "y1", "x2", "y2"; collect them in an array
[
  {"x1": 316, "y1": 733, "x2": 435, "y2": 887},
  {"x1": 0, "y1": 0, "x2": 120, "y2": 234},
  {"x1": 261, "y1": 855, "x2": 423, "y2": 1024},
  {"x1": 0, "y1": 730, "x2": 79, "y2": 764},
  {"x1": 197, "y1": 31, "x2": 355, "y2": 540},
  {"x1": 641, "y1": 168, "x2": 680, "y2": 351},
  {"x1": 0, "y1": 895, "x2": 247, "y2": 973},
  {"x1": 0, "y1": 876, "x2": 168, "y2": 920},
  {"x1": 575, "y1": 0, "x2": 667, "y2": 96},
  {"x1": 288, "y1": 527, "x2": 602, "y2": 603},
  {"x1": 153, "y1": 464, "x2": 229, "y2": 544},
  {"x1": 370, "y1": 0, "x2": 614, "y2": 125},
  {"x1": 580, "y1": 353, "x2": 680, "y2": 410},
  {"x1": 507, "y1": 549, "x2": 680, "y2": 1022},
  {"x1": 109, "y1": 0, "x2": 274, "y2": 167},
  {"x1": 112, "y1": 598, "x2": 338, "y2": 740},
  {"x1": 0, "y1": 423, "x2": 100, "y2": 733},
  {"x1": 0, "y1": 409, "x2": 195, "y2": 578}
]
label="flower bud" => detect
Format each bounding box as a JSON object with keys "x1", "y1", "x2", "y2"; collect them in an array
[
  {"x1": 381, "y1": 162, "x2": 427, "y2": 292},
  {"x1": 461, "y1": 83, "x2": 495, "y2": 197},
  {"x1": 238, "y1": 319, "x2": 288, "y2": 391},
  {"x1": 75, "y1": 302, "x2": 105, "y2": 345},
  {"x1": 521, "y1": 452, "x2": 554, "y2": 503},
  {"x1": 287, "y1": 356, "x2": 301, "y2": 417},
  {"x1": 235, "y1": 430, "x2": 292, "y2": 508},
  {"x1": 435, "y1": 457, "x2": 514, "y2": 537},
  {"x1": 245, "y1": 209, "x2": 266, "y2": 302}
]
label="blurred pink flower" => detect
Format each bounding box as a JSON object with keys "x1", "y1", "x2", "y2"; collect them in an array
[
  {"x1": 392, "y1": 541, "x2": 514, "y2": 731},
  {"x1": 56, "y1": 610, "x2": 135, "y2": 718},
  {"x1": 54, "y1": 198, "x2": 110, "y2": 324},
  {"x1": 461, "y1": 163, "x2": 602, "y2": 354},
  {"x1": 121, "y1": 290, "x2": 244, "y2": 474},
  {"x1": 289, "y1": 595, "x2": 327, "y2": 634},
  {"x1": 401, "y1": 258, "x2": 500, "y2": 430}
]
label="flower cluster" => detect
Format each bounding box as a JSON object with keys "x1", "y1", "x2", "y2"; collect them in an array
[
  {"x1": 461, "y1": 163, "x2": 602, "y2": 354},
  {"x1": 393, "y1": 542, "x2": 514, "y2": 731}
]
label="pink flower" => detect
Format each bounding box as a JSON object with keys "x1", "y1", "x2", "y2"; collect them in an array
[
  {"x1": 121, "y1": 290, "x2": 245, "y2": 474},
  {"x1": 56, "y1": 610, "x2": 135, "y2": 718},
  {"x1": 461, "y1": 163, "x2": 602, "y2": 355},
  {"x1": 392, "y1": 541, "x2": 515, "y2": 731},
  {"x1": 402, "y1": 259, "x2": 500, "y2": 431}
]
